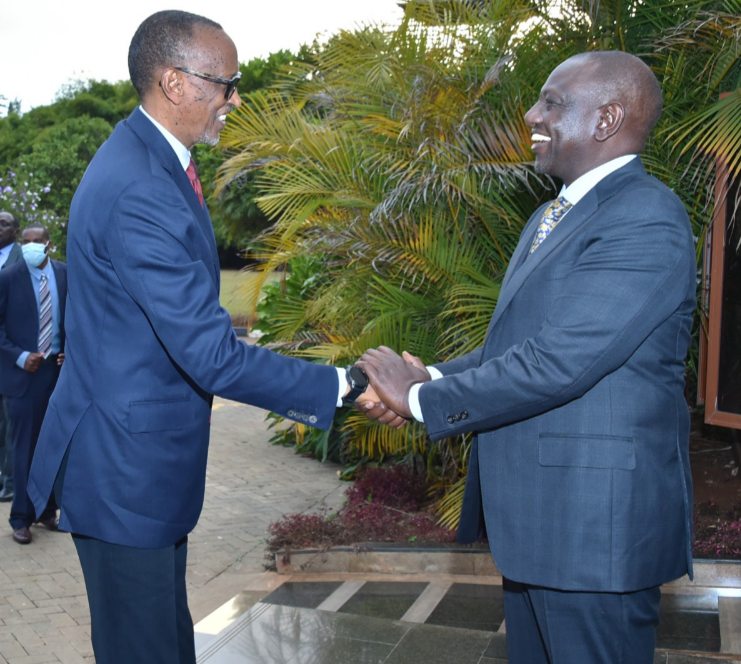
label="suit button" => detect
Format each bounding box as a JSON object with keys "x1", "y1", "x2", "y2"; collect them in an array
[
  {"x1": 460, "y1": 411, "x2": 468, "y2": 420},
  {"x1": 288, "y1": 410, "x2": 295, "y2": 418},
  {"x1": 447, "y1": 416, "x2": 455, "y2": 424},
  {"x1": 309, "y1": 415, "x2": 317, "y2": 424}
]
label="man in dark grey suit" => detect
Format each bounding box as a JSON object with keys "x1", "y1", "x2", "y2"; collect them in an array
[
  {"x1": 360, "y1": 51, "x2": 695, "y2": 664},
  {"x1": 0, "y1": 210, "x2": 22, "y2": 502}
]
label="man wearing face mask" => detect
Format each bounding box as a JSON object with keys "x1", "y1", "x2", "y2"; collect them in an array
[
  {"x1": 0, "y1": 223, "x2": 66, "y2": 544},
  {"x1": 0, "y1": 211, "x2": 22, "y2": 503}
]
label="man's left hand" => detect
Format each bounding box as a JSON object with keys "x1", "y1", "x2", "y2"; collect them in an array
[{"x1": 355, "y1": 385, "x2": 409, "y2": 428}]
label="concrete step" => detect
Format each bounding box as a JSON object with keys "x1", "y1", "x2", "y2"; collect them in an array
[{"x1": 194, "y1": 573, "x2": 741, "y2": 663}]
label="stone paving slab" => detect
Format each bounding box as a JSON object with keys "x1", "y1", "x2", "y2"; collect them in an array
[{"x1": 0, "y1": 396, "x2": 346, "y2": 663}]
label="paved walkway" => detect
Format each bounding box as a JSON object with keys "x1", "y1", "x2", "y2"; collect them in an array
[{"x1": 0, "y1": 396, "x2": 346, "y2": 663}]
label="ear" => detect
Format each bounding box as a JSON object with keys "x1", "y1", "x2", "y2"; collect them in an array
[
  {"x1": 159, "y1": 68, "x2": 185, "y2": 105},
  {"x1": 595, "y1": 102, "x2": 624, "y2": 142}
]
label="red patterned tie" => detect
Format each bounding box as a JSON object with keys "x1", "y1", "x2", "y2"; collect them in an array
[{"x1": 186, "y1": 158, "x2": 204, "y2": 208}]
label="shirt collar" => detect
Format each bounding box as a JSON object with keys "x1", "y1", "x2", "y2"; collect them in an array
[
  {"x1": 138, "y1": 105, "x2": 191, "y2": 171},
  {"x1": 561, "y1": 155, "x2": 637, "y2": 206}
]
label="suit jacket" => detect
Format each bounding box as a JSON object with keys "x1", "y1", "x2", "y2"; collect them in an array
[
  {"x1": 420, "y1": 159, "x2": 695, "y2": 593},
  {"x1": 28, "y1": 107, "x2": 338, "y2": 548},
  {"x1": 1, "y1": 243, "x2": 22, "y2": 269},
  {"x1": 0, "y1": 259, "x2": 67, "y2": 397}
]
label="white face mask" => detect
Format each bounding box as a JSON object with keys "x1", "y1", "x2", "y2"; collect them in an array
[{"x1": 21, "y1": 242, "x2": 48, "y2": 267}]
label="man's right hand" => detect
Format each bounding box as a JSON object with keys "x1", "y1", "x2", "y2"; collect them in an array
[
  {"x1": 357, "y1": 346, "x2": 431, "y2": 420},
  {"x1": 24, "y1": 352, "x2": 44, "y2": 373}
]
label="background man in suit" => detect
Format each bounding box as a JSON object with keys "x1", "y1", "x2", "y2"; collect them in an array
[
  {"x1": 0, "y1": 210, "x2": 22, "y2": 503},
  {"x1": 27, "y1": 11, "x2": 378, "y2": 664},
  {"x1": 359, "y1": 51, "x2": 696, "y2": 664},
  {"x1": 0, "y1": 223, "x2": 65, "y2": 544}
]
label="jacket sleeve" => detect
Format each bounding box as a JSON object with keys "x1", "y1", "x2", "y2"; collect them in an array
[
  {"x1": 432, "y1": 347, "x2": 483, "y2": 376},
  {"x1": 108, "y1": 176, "x2": 339, "y2": 430},
  {"x1": 420, "y1": 183, "x2": 695, "y2": 440}
]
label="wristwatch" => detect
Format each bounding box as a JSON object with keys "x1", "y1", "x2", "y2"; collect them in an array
[{"x1": 343, "y1": 365, "x2": 369, "y2": 405}]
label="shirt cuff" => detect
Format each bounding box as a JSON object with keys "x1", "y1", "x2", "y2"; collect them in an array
[
  {"x1": 336, "y1": 366, "x2": 346, "y2": 407},
  {"x1": 16, "y1": 351, "x2": 29, "y2": 370},
  {"x1": 408, "y1": 366, "x2": 442, "y2": 422},
  {"x1": 428, "y1": 366, "x2": 443, "y2": 380}
]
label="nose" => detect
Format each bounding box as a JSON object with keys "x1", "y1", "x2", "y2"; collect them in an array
[
  {"x1": 524, "y1": 101, "x2": 541, "y2": 127},
  {"x1": 228, "y1": 88, "x2": 242, "y2": 109}
]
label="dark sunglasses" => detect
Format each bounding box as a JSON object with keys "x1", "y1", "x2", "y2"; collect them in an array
[{"x1": 174, "y1": 67, "x2": 241, "y2": 101}]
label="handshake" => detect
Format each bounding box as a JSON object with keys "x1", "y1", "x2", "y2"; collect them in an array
[{"x1": 350, "y1": 346, "x2": 433, "y2": 428}]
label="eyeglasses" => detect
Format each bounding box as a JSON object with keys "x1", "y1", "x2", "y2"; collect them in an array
[{"x1": 174, "y1": 67, "x2": 241, "y2": 101}]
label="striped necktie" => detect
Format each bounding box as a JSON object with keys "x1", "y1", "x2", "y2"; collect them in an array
[
  {"x1": 38, "y1": 273, "x2": 53, "y2": 356},
  {"x1": 529, "y1": 196, "x2": 572, "y2": 255},
  {"x1": 186, "y1": 158, "x2": 205, "y2": 208}
]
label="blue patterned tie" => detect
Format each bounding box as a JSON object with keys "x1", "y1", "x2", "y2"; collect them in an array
[
  {"x1": 529, "y1": 195, "x2": 572, "y2": 255},
  {"x1": 38, "y1": 273, "x2": 52, "y2": 356}
]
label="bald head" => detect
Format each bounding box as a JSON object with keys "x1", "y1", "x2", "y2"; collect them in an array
[
  {"x1": 567, "y1": 51, "x2": 662, "y2": 150},
  {"x1": 525, "y1": 50, "x2": 663, "y2": 185}
]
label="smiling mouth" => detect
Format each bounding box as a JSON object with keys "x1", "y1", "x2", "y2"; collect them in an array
[{"x1": 531, "y1": 132, "x2": 551, "y2": 150}]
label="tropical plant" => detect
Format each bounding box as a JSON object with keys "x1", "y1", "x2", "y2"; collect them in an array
[
  {"x1": 217, "y1": 0, "x2": 741, "y2": 529},
  {"x1": 194, "y1": 49, "x2": 311, "y2": 260}
]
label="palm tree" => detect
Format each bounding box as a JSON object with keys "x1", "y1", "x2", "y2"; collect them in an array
[{"x1": 216, "y1": 0, "x2": 741, "y2": 527}]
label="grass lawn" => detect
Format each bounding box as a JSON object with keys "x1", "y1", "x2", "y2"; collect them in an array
[{"x1": 220, "y1": 269, "x2": 279, "y2": 324}]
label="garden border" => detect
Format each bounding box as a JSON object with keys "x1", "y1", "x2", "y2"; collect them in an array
[{"x1": 275, "y1": 544, "x2": 741, "y2": 589}]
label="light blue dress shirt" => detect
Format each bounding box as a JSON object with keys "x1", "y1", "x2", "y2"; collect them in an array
[
  {"x1": 0, "y1": 244, "x2": 12, "y2": 268},
  {"x1": 16, "y1": 259, "x2": 61, "y2": 368}
]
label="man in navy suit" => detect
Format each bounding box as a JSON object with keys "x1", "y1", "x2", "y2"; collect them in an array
[
  {"x1": 0, "y1": 223, "x2": 65, "y2": 544},
  {"x1": 0, "y1": 210, "x2": 22, "y2": 502},
  {"x1": 27, "y1": 10, "x2": 377, "y2": 664},
  {"x1": 360, "y1": 51, "x2": 695, "y2": 664}
]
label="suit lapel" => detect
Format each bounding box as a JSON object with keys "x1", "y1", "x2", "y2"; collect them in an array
[
  {"x1": 487, "y1": 159, "x2": 646, "y2": 335},
  {"x1": 126, "y1": 109, "x2": 220, "y2": 287},
  {"x1": 16, "y1": 262, "x2": 38, "y2": 336},
  {"x1": 501, "y1": 200, "x2": 550, "y2": 291},
  {"x1": 51, "y1": 260, "x2": 67, "y2": 328},
  {"x1": 2, "y1": 243, "x2": 22, "y2": 269}
]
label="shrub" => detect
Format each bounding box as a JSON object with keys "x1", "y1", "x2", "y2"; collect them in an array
[
  {"x1": 265, "y1": 465, "x2": 456, "y2": 569},
  {"x1": 693, "y1": 502, "x2": 741, "y2": 560}
]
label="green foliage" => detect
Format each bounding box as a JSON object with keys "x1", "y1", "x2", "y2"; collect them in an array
[
  {"x1": 0, "y1": 170, "x2": 59, "y2": 233},
  {"x1": 217, "y1": 0, "x2": 741, "y2": 529},
  {"x1": 18, "y1": 116, "x2": 113, "y2": 258},
  {"x1": 0, "y1": 53, "x2": 299, "y2": 260},
  {"x1": 0, "y1": 79, "x2": 135, "y2": 257},
  {"x1": 195, "y1": 49, "x2": 308, "y2": 256},
  {"x1": 0, "y1": 80, "x2": 135, "y2": 174},
  {"x1": 217, "y1": 1, "x2": 546, "y2": 514}
]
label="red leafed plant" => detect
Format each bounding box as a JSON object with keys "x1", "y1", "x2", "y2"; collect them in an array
[
  {"x1": 264, "y1": 465, "x2": 456, "y2": 569},
  {"x1": 693, "y1": 502, "x2": 741, "y2": 560}
]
